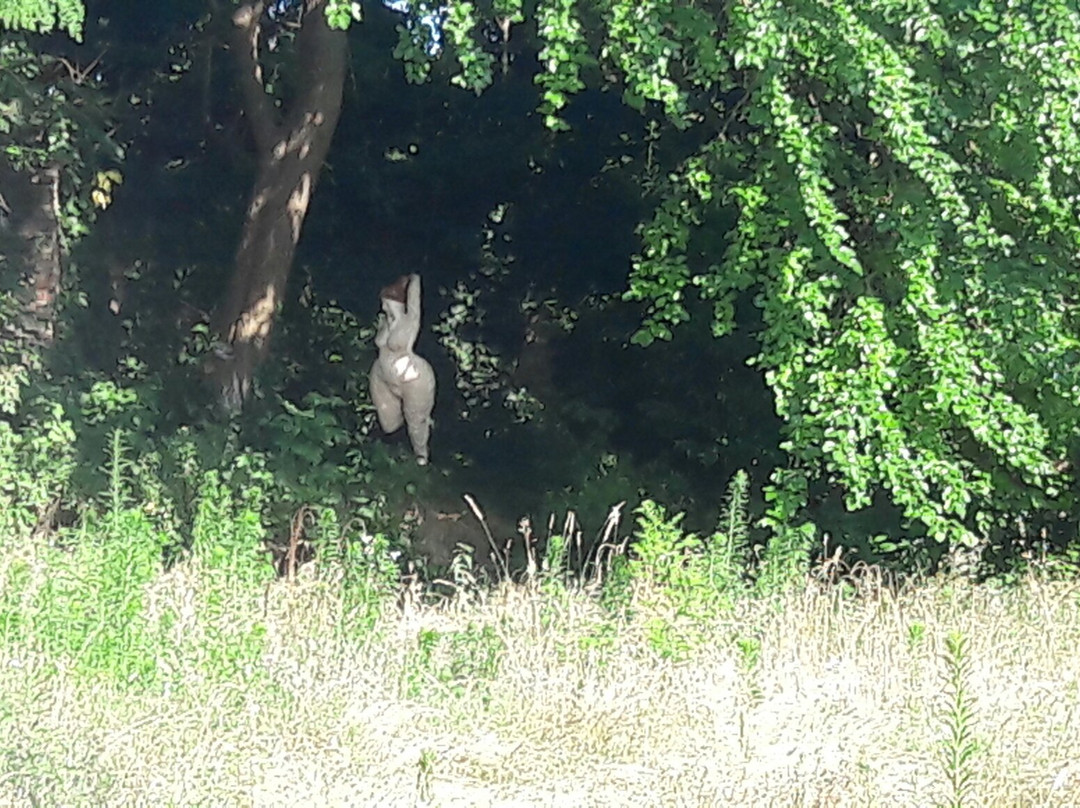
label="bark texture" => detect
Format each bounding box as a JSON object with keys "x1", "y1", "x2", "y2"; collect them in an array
[
  {"x1": 211, "y1": 0, "x2": 347, "y2": 409},
  {"x1": 0, "y1": 159, "x2": 62, "y2": 350}
]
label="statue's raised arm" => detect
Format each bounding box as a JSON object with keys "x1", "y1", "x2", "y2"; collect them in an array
[
  {"x1": 369, "y1": 273, "x2": 436, "y2": 465},
  {"x1": 407, "y1": 272, "x2": 421, "y2": 316}
]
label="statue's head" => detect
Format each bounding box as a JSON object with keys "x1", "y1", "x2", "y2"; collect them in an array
[{"x1": 380, "y1": 275, "x2": 409, "y2": 305}]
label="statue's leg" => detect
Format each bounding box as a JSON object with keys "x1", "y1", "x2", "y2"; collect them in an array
[
  {"x1": 401, "y1": 365, "x2": 436, "y2": 465},
  {"x1": 369, "y1": 366, "x2": 404, "y2": 433}
]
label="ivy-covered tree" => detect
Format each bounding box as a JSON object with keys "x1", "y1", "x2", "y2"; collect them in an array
[{"x1": 1, "y1": 0, "x2": 119, "y2": 352}]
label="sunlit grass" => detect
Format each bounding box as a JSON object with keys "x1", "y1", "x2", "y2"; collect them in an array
[{"x1": 2, "y1": 554, "x2": 1078, "y2": 807}]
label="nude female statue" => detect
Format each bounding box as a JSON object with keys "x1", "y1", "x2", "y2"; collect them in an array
[{"x1": 369, "y1": 273, "x2": 436, "y2": 464}]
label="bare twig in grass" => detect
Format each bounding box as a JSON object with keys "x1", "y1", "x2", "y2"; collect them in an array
[
  {"x1": 416, "y1": 747, "x2": 435, "y2": 803},
  {"x1": 286, "y1": 504, "x2": 315, "y2": 583},
  {"x1": 588, "y1": 501, "x2": 626, "y2": 587},
  {"x1": 563, "y1": 510, "x2": 577, "y2": 559},
  {"x1": 463, "y1": 493, "x2": 510, "y2": 581},
  {"x1": 520, "y1": 516, "x2": 537, "y2": 579}
]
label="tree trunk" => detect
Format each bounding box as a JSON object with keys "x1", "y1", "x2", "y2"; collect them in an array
[
  {"x1": 210, "y1": 0, "x2": 346, "y2": 410},
  {"x1": 0, "y1": 159, "x2": 62, "y2": 350}
]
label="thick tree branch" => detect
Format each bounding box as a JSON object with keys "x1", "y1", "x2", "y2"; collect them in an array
[
  {"x1": 284, "y1": 0, "x2": 348, "y2": 133},
  {"x1": 230, "y1": 1, "x2": 278, "y2": 155}
]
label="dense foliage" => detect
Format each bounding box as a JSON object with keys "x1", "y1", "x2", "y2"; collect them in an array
[
  {"x1": 498, "y1": 0, "x2": 1080, "y2": 552},
  {"x1": 5, "y1": 0, "x2": 1080, "y2": 572},
  {"x1": 0, "y1": 0, "x2": 83, "y2": 39},
  {"x1": 0, "y1": 36, "x2": 121, "y2": 237}
]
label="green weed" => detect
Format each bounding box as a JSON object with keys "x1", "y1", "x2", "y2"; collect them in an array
[{"x1": 937, "y1": 630, "x2": 980, "y2": 808}]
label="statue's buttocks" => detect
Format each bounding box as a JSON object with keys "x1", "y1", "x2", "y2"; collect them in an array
[{"x1": 369, "y1": 273, "x2": 436, "y2": 465}]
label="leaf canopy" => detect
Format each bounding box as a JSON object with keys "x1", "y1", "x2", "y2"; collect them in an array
[
  {"x1": 601, "y1": 0, "x2": 1080, "y2": 545},
  {"x1": 0, "y1": 0, "x2": 84, "y2": 39}
]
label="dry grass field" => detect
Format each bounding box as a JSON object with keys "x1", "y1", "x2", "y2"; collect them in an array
[{"x1": 2, "y1": 557, "x2": 1078, "y2": 807}]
